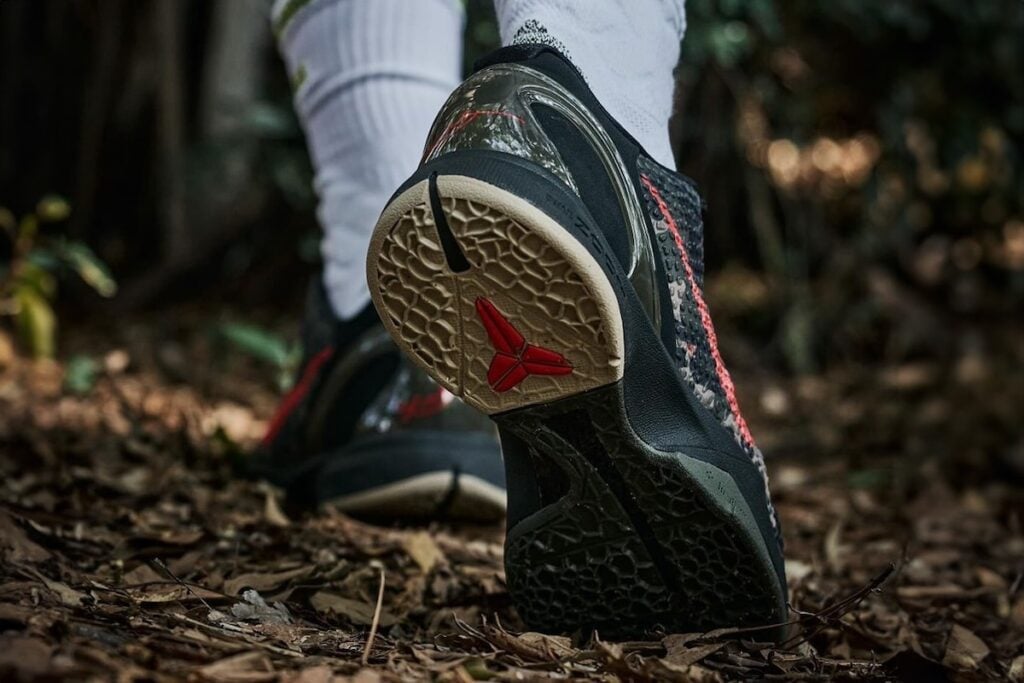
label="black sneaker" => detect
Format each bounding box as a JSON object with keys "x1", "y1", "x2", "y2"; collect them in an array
[
  {"x1": 366, "y1": 45, "x2": 786, "y2": 637},
  {"x1": 248, "y1": 283, "x2": 506, "y2": 521}
]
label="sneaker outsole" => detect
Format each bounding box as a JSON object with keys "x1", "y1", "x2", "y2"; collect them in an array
[
  {"x1": 496, "y1": 383, "x2": 783, "y2": 636},
  {"x1": 368, "y1": 169, "x2": 787, "y2": 639},
  {"x1": 369, "y1": 174, "x2": 624, "y2": 415}
]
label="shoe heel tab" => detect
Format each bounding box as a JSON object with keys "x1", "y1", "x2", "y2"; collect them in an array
[
  {"x1": 473, "y1": 44, "x2": 545, "y2": 72},
  {"x1": 473, "y1": 43, "x2": 587, "y2": 83},
  {"x1": 471, "y1": 44, "x2": 655, "y2": 172}
]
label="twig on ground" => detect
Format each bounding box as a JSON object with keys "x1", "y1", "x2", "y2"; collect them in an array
[
  {"x1": 780, "y1": 562, "x2": 896, "y2": 650},
  {"x1": 151, "y1": 557, "x2": 218, "y2": 613},
  {"x1": 363, "y1": 562, "x2": 386, "y2": 665}
]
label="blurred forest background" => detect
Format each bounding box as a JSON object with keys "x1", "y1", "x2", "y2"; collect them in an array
[
  {"x1": 1, "y1": 0, "x2": 1021, "y2": 373},
  {"x1": 1, "y1": 1, "x2": 1023, "y2": 679}
]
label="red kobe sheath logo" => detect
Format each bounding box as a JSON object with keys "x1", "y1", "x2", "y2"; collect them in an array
[{"x1": 475, "y1": 297, "x2": 573, "y2": 392}]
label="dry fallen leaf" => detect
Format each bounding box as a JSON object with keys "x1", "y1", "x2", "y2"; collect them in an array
[
  {"x1": 122, "y1": 563, "x2": 164, "y2": 585},
  {"x1": 129, "y1": 528, "x2": 205, "y2": 546},
  {"x1": 264, "y1": 491, "x2": 291, "y2": 528},
  {"x1": 309, "y1": 591, "x2": 397, "y2": 627},
  {"x1": 662, "y1": 633, "x2": 726, "y2": 668},
  {"x1": 127, "y1": 583, "x2": 223, "y2": 604},
  {"x1": 0, "y1": 511, "x2": 51, "y2": 563},
  {"x1": 897, "y1": 584, "x2": 986, "y2": 601},
  {"x1": 223, "y1": 566, "x2": 314, "y2": 596},
  {"x1": 282, "y1": 665, "x2": 334, "y2": 683},
  {"x1": 196, "y1": 651, "x2": 276, "y2": 683},
  {"x1": 402, "y1": 531, "x2": 445, "y2": 573},
  {"x1": 0, "y1": 636, "x2": 54, "y2": 678},
  {"x1": 974, "y1": 565, "x2": 1006, "y2": 589},
  {"x1": 515, "y1": 632, "x2": 576, "y2": 659},
  {"x1": 785, "y1": 559, "x2": 814, "y2": 584},
  {"x1": 1009, "y1": 655, "x2": 1024, "y2": 682},
  {"x1": 942, "y1": 624, "x2": 989, "y2": 671},
  {"x1": 0, "y1": 603, "x2": 33, "y2": 627},
  {"x1": 824, "y1": 519, "x2": 844, "y2": 569},
  {"x1": 228, "y1": 590, "x2": 293, "y2": 624},
  {"x1": 28, "y1": 569, "x2": 87, "y2": 607},
  {"x1": 0, "y1": 331, "x2": 14, "y2": 369},
  {"x1": 0, "y1": 310, "x2": 1020, "y2": 681},
  {"x1": 1011, "y1": 595, "x2": 1024, "y2": 628}
]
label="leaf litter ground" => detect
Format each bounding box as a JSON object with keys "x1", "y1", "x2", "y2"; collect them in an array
[{"x1": 0, "y1": 317, "x2": 1022, "y2": 681}]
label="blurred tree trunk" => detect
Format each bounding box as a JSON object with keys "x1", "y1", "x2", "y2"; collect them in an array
[
  {"x1": 73, "y1": 0, "x2": 124, "y2": 239},
  {"x1": 201, "y1": 0, "x2": 269, "y2": 138},
  {"x1": 195, "y1": 0, "x2": 271, "y2": 224},
  {"x1": 117, "y1": 0, "x2": 274, "y2": 309},
  {"x1": 0, "y1": 1, "x2": 26, "y2": 188},
  {"x1": 154, "y1": 0, "x2": 188, "y2": 264}
]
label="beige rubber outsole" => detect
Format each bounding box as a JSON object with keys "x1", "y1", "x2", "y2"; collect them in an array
[{"x1": 367, "y1": 176, "x2": 625, "y2": 415}]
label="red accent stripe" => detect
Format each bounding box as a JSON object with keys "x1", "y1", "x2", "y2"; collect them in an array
[
  {"x1": 397, "y1": 387, "x2": 450, "y2": 424},
  {"x1": 640, "y1": 174, "x2": 755, "y2": 448},
  {"x1": 260, "y1": 346, "x2": 335, "y2": 446}
]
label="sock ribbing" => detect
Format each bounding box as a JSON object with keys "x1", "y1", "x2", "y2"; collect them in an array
[
  {"x1": 494, "y1": 0, "x2": 686, "y2": 169},
  {"x1": 274, "y1": 0, "x2": 464, "y2": 319}
]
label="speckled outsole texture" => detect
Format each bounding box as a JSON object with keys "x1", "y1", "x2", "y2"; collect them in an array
[{"x1": 368, "y1": 169, "x2": 786, "y2": 639}]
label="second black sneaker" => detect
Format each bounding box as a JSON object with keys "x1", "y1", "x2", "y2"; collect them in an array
[
  {"x1": 248, "y1": 282, "x2": 506, "y2": 521},
  {"x1": 367, "y1": 45, "x2": 787, "y2": 637}
]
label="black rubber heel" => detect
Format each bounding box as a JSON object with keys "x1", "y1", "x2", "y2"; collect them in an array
[{"x1": 496, "y1": 382, "x2": 787, "y2": 639}]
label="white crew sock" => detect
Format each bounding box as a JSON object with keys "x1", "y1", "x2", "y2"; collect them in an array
[
  {"x1": 494, "y1": 0, "x2": 686, "y2": 169},
  {"x1": 273, "y1": 0, "x2": 464, "y2": 319}
]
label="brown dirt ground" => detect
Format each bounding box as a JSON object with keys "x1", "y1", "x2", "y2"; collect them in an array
[{"x1": 0, "y1": 312, "x2": 1022, "y2": 682}]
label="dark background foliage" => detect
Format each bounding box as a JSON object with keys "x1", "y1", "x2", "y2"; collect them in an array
[
  {"x1": 0, "y1": 0, "x2": 1021, "y2": 372},
  {"x1": 1, "y1": 3, "x2": 1023, "y2": 679}
]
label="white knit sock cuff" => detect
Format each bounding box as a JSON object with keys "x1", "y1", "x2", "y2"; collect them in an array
[
  {"x1": 273, "y1": 0, "x2": 465, "y2": 319},
  {"x1": 496, "y1": 0, "x2": 686, "y2": 168}
]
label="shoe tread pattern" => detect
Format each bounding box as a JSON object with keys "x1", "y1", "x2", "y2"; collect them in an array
[
  {"x1": 372, "y1": 180, "x2": 621, "y2": 414},
  {"x1": 497, "y1": 383, "x2": 785, "y2": 637}
]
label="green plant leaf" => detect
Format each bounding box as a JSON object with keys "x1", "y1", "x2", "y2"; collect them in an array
[
  {"x1": 18, "y1": 213, "x2": 39, "y2": 243},
  {"x1": 218, "y1": 322, "x2": 297, "y2": 370},
  {"x1": 242, "y1": 101, "x2": 297, "y2": 138},
  {"x1": 709, "y1": 21, "x2": 751, "y2": 67},
  {"x1": 36, "y1": 195, "x2": 71, "y2": 223},
  {"x1": 17, "y1": 262, "x2": 57, "y2": 299},
  {"x1": 64, "y1": 355, "x2": 100, "y2": 395},
  {"x1": 59, "y1": 241, "x2": 117, "y2": 297},
  {"x1": 15, "y1": 286, "x2": 56, "y2": 358},
  {"x1": 848, "y1": 467, "x2": 890, "y2": 490},
  {"x1": 26, "y1": 248, "x2": 60, "y2": 272}
]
